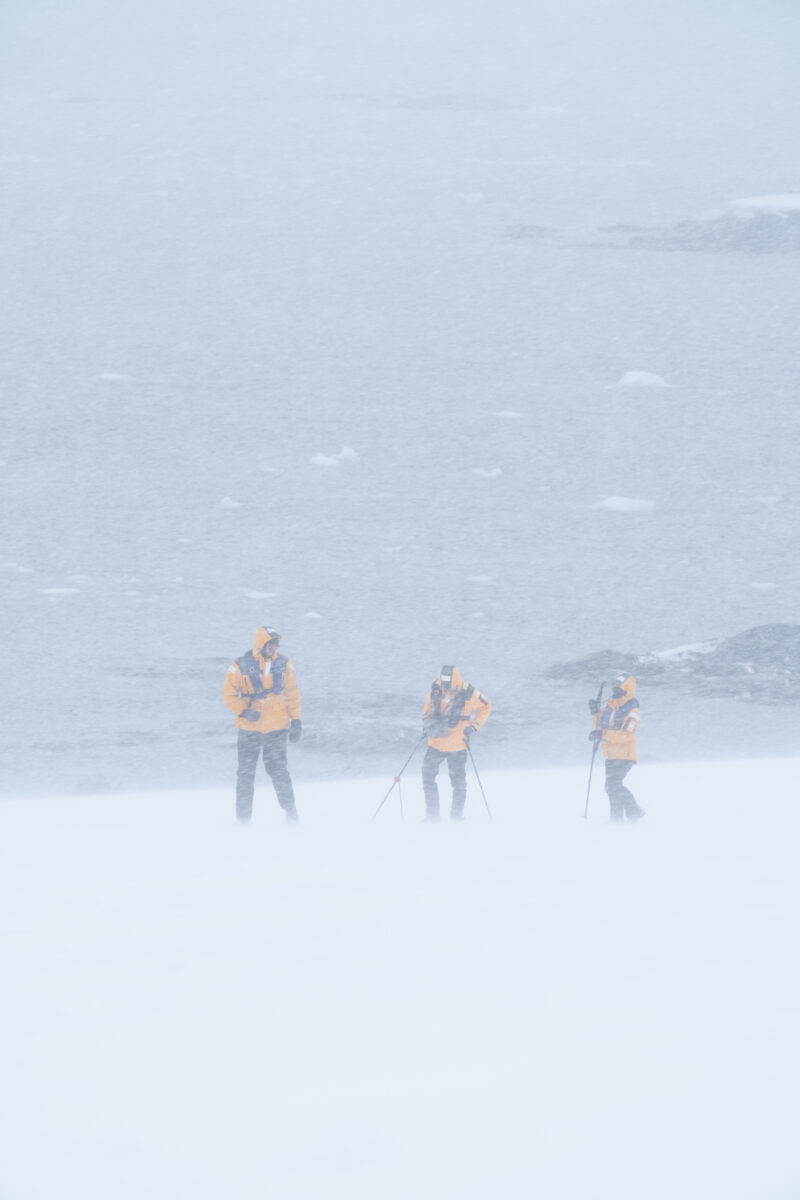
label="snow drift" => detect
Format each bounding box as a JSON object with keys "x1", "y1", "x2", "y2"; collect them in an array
[{"x1": 2, "y1": 759, "x2": 798, "y2": 1200}]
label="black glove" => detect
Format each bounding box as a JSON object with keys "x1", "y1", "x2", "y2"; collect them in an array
[
  {"x1": 588, "y1": 729, "x2": 602, "y2": 744},
  {"x1": 463, "y1": 725, "x2": 474, "y2": 744},
  {"x1": 240, "y1": 706, "x2": 260, "y2": 722},
  {"x1": 588, "y1": 698, "x2": 600, "y2": 714},
  {"x1": 289, "y1": 719, "x2": 302, "y2": 743}
]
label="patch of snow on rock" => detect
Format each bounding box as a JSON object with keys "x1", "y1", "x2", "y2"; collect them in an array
[
  {"x1": 750, "y1": 581, "x2": 778, "y2": 591},
  {"x1": 472, "y1": 467, "x2": 502, "y2": 478},
  {"x1": 614, "y1": 371, "x2": 669, "y2": 388},
  {"x1": 311, "y1": 446, "x2": 358, "y2": 467},
  {"x1": 730, "y1": 194, "x2": 800, "y2": 215},
  {"x1": 239, "y1": 588, "x2": 278, "y2": 600},
  {"x1": 653, "y1": 641, "x2": 717, "y2": 662},
  {"x1": 592, "y1": 496, "x2": 655, "y2": 513},
  {"x1": 219, "y1": 497, "x2": 243, "y2": 509},
  {"x1": 754, "y1": 495, "x2": 781, "y2": 505},
  {"x1": 41, "y1": 587, "x2": 80, "y2": 596}
]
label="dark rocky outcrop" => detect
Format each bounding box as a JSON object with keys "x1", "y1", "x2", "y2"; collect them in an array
[
  {"x1": 547, "y1": 624, "x2": 800, "y2": 704},
  {"x1": 628, "y1": 202, "x2": 800, "y2": 254}
]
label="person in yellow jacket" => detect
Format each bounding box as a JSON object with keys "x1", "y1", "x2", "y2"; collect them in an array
[
  {"x1": 588, "y1": 673, "x2": 645, "y2": 823},
  {"x1": 421, "y1": 665, "x2": 491, "y2": 821},
  {"x1": 222, "y1": 626, "x2": 302, "y2": 823}
]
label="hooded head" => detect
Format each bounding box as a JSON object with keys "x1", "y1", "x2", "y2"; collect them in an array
[
  {"x1": 436, "y1": 665, "x2": 462, "y2": 694},
  {"x1": 253, "y1": 626, "x2": 281, "y2": 660},
  {"x1": 610, "y1": 673, "x2": 636, "y2": 702}
]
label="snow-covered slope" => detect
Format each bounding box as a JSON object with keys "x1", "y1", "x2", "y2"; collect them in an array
[{"x1": 2, "y1": 759, "x2": 797, "y2": 1199}]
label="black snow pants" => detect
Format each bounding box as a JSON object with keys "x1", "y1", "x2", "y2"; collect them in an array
[
  {"x1": 236, "y1": 729, "x2": 297, "y2": 822},
  {"x1": 422, "y1": 746, "x2": 467, "y2": 820},
  {"x1": 604, "y1": 759, "x2": 644, "y2": 823}
]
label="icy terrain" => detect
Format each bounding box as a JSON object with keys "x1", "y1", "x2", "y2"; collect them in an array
[
  {"x1": 3, "y1": 5, "x2": 798, "y2": 1196},
  {"x1": 2, "y1": 759, "x2": 798, "y2": 1199},
  {"x1": 2, "y1": 1, "x2": 800, "y2": 790}
]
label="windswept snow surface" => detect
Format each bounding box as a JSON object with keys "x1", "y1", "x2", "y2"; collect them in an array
[{"x1": 2, "y1": 759, "x2": 798, "y2": 1200}]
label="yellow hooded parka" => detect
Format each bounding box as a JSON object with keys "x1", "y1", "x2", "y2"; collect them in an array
[
  {"x1": 422, "y1": 666, "x2": 491, "y2": 752},
  {"x1": 222, "y1": 626, "x2": 301, "y2": 733}
]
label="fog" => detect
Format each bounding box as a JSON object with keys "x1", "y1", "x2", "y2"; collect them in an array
[
  {"x1": 2, "y1": 1, "x2": 799, "y2": 790},
  {"x1": 3, "y1": 7, "x2": 800, "y2": 1198}
]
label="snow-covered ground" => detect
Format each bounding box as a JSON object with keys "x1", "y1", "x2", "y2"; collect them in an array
[{"x1": 2, "y1": 758, "x2": 797, "y2": 1199}]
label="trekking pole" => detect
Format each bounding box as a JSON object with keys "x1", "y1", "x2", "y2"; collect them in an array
[
  {"x1": 371, "y1": 734, "x2": 427, "y2": 821},
  {"x1": 467, "y1": 743, "x2": 493, "y2": 820},
  {"x1": 583, "y1": 682, "x2": 605, "y2": 819}
]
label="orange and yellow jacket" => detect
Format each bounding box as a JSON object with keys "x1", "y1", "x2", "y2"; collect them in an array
[
  {"x1": 593, "y1": 676, "x2": 640, "y2": 762},
  {"x1": 222, "y1": 627, "x2": 301, "y2": 733},
  {"x1": 422, "y1": 666, "x2": 491, "y2": 752}
]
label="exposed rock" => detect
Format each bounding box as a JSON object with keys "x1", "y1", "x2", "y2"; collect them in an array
[
  {"x1": 547, "y1": 624, "x2": 800, "y2": 704},
  {"x1": 629, "y1": 196, "x2": 800, "y2": 254},
  {"x1": 547, "y1": 648, "x2": 658, "y2": 684}
]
